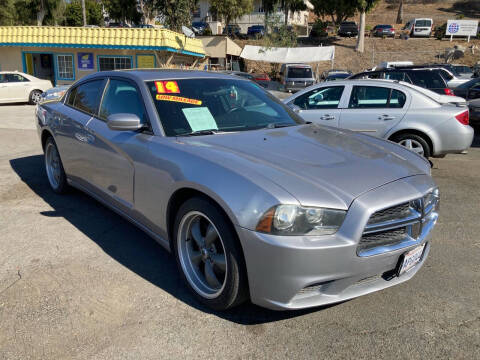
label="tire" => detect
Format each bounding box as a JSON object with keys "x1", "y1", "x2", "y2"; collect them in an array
[
  {"x1": 173, "y1": 197, "x2": 248, "y2": 310},
  {"x1": 392, "y1": 133, "x2": 431, "y2": 158},
  {"x1": 44, "y1": 137, "x2": 68, "y2": 194},
  {"x1": 29, "y1": 89, "x2": 43, "y2": 105}
]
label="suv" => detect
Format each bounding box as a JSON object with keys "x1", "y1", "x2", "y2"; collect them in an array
[
  {"x1": 338, "y1": 22, "x2": 358, "y2": 37},
  {"x1": 247, "y1": 25, "x2": 265, "y2": 38},
  {"x1": 371, "y1": 24, "x2": 395, "y2": 38},
  {"x1": 350, "y1": 68, "x2": 453, "y2": 95},
  {"x1": 223, "y1": 24, "x2": 241, "y2": 38},
  {"x1": 279, "y1": 63, "x2": 316, "y2": 92}
]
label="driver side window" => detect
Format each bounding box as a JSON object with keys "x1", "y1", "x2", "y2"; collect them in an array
[{"x1": 293, "y1": 86, "x2": 344, "y2": 110}]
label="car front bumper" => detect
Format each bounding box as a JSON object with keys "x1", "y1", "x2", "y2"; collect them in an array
[{"x1": 236, "y1": 175, "x2": 437, "y2": 310}]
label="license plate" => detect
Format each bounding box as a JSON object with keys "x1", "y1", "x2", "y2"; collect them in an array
[{"x1": 398, "y1": 244, "x2": 425, "y2": 276}]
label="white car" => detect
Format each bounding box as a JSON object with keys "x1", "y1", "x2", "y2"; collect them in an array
[
  {"x1": 284, "y1": 79, "x2": 474, "y2": 158},
  {"x1": 0, "y1": 71, "x2": 53, "y2": 105}
]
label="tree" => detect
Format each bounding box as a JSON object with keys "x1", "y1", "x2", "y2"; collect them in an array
[
  {"x1": 355, "y1": 0, "x2": 379, "y2": 53},
  {"x1": 65, "y1": 0, "x2": 103, "y2": 26},
  {"x1": 138, "y1": 0, "x2": 155, "y2": 25},
  {"x1": 13, "y1": 0, "x2": 63, "y2": 25},
  {"x1": 310, "y1": 0, "x2": 358, "y2": 26},
  {"x1": 0, "y1": 0, "x2": 16, "y2": 25},
  {"x1": 209, "y1": 0, "x2": 253, "y2": 27},
  {"x1": 396, "y1": 0, "x2": 404, "y2": 24},
  {"x1": 103, "y1": 0, "x2": 142, "y2": 24},
  {"x1": 155, "y1": 0, "x2": 197, "y2": 32}
]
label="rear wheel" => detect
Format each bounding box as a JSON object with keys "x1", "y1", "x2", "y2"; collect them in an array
[
  {"x1": 173, "y1": 197, "x2": 248, "y2": 310},
  {"x1": 392, "y1": 133, "x2": 431, "y2": 158},
  {"x1": 44, "y1": 137, "x2": 68, "y2": 193},
  {"x1": 29, "y1": 90, "x2": 43, "y2": 105}
]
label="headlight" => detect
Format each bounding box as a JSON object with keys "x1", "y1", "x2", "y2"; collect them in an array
[{"x1": 256, "y1": 205, "x2": 346, "y2": 236}]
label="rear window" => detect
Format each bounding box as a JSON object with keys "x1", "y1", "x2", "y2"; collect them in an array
[
  {"x1": 415, "y1": 20, "x2": 432, "y2": 27},
  {"x1": 287, "y1": 67, "x2": 313, "y2": 79},
  {"x1": 408, "y1": 70, "x2": 445, "y2": 89}
]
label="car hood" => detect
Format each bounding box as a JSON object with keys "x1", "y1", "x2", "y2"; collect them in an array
[{"x1": 179, "y1": 125, "x2": 430, "y2": 209}]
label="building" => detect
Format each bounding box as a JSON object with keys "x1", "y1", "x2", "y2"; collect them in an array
[
  {"x1": 199, "y1": 35, "x2": 243, "y2": 70},
  {"x1": 0, "y1": 26, "x2": 205, "y2": 85},
  {"x1": 193, "y1": 0, "x2": 313, "y2": 34}
]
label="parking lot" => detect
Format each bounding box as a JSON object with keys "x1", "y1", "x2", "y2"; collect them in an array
[{"x1": 0, "y1": 104, "x2": 479, "y2": 359}]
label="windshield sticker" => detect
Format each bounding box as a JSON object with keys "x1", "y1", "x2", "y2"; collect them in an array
[
  {"x1": 155, "y1": 80, "x2": 180, "y2": 94},
  {"x1": 182, "y1": 107, "x2": 218, "y2": 132},
  {"x1": 156, "y1": 94, "x2": 202, "y2": 105}
]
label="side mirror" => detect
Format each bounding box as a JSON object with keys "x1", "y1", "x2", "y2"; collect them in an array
[{"x1": 107, "y1": 113, "x2": 144, "y2": 131}]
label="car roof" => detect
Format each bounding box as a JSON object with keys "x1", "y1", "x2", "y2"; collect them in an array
[{"x1": 75, "y1": 69, "x2": 247, "y2": 83}]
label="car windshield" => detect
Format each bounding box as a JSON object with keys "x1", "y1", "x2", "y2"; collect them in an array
[
  {"x1": 453, "y1": 65, "x2": 472, "y2": 74},
  {"x1": 288, "y1": 67, "x2": 313, "y2": 78},
  {"x1": 147, "y1": 78, "x2": 303, "y2": 136},
  {"x1": 327, "y1": 73, "x2": 350, "y2": 80},
  {"x1": 415, "y1": 20, "x2": 431, "y2": 27}
]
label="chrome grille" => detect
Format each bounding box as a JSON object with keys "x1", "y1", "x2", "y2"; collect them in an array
[{"x1": 358, "y1": 189, "x2": 439, "y2": 257}]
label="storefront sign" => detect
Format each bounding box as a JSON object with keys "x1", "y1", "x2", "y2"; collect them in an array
[
  {"x1": 77, "y1": 52, "x2": 94, "y2": 71},
  {"x1": 137, "y1": 54, "x2": 155, "y2": 68}
]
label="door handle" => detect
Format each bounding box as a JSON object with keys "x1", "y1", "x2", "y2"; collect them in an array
[
  {"x1": 320, "y1": 114, "x2": 335, "y2": 120},
  {"x1": 378, "y1": 114, "x2": 395, "y2": 120}
]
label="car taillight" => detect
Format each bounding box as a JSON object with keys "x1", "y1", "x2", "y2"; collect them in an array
[
  {"x1": 444, "y1": 88, "x2": 454, "y2": 96},
  {"x1": 455, "y1": 110, "x2": 469, "y2": 125}
]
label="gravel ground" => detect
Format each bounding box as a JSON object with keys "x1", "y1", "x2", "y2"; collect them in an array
[{"x1": 0, "y1": 105, "x2": 479, "y2": 359}]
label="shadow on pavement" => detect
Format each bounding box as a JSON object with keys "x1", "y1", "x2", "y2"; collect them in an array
[{"x1": 10, "y1": 154, "x2": 334, "y2": 325}]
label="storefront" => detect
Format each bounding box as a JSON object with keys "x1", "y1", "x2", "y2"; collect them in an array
[{"x1": 0, "y1": 26, "x2": 206, "y2": 85}]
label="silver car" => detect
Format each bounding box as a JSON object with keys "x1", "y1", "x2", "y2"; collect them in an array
[
  {"x1": 37, "y1": 70, "x2": 439, "y2": 310},
  {"x1": 284, "y1": 79, "x2": 474, "y2": 157}
]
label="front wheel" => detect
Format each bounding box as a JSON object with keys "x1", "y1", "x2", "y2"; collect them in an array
[
  {"x1": 29, "y1": 90, "x2": 43, "y2": 105},
  {"x1": 173, "y1": 197, "x2": 248, "y2": 310},
  {"x1": 393, "y1": 133, "x2": 431, "y2": 158}
]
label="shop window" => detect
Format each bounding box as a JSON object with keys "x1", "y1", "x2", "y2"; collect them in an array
[
  {"x1": 98, "y1": 56, "x2": 132, "y2": 71},
  {"x1": 57, "y1": 54, "x2": 74, "y2": 80}
]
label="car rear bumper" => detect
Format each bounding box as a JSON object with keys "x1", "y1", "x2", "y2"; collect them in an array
[
  {"x1": 430, "y1": 119, "x2": 474, "y2": 155},
  {"x1": 236, "y1": 175, "x2": 437, "y2": 310}
]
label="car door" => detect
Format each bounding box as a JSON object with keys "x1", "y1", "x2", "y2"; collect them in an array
[
  {"x1": 1, "y1": 73, "x2": 30, "y2": 102},
  {"x1": 288, "y1": 85, "x2": 346, "y2": 127},
  {"x1": 55, "y1": 78, "x2": 107, "y2": 183},
  {"x1": 339, "y1": 85, "x2": 408, "y2": 138},
  {"x1": 84, "y1": 77, "x2": 153, "y2": 210}
]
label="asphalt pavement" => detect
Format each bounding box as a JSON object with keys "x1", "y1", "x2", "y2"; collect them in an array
[{"x1": 0, "y1": 105, "x2": 479, "y2": 359}]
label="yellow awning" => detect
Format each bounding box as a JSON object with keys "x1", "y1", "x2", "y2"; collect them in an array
[{"x1": 0, "y1": 26, "x2": 205, "y2": 57}]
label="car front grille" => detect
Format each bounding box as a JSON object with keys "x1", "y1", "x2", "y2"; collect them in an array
[{"x1": 357, "y1": 190, "x2": 439, "y2": 257}]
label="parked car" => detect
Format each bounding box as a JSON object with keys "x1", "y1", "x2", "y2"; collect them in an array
[
  {"x1": 37, "y1": 70, "x2": 439, "y2": 311},
  {"x1": 0, "y1": 71, "x2": 52, "y2": 105},
  {"x1": 350, "y1": 68, "x2": 454, "y2": 95},
  {"x1": 468, "y1": 98, "x2": 480, "y2": 127},
  {"x1": 403, "y1": 18, "x2": 433, "y2": 37},
  {"x1": 279, "y1": 63, "x2": 316, "y2": 92},
  {"x1": 376, "y1": 61, "x2": 413, "y2": 70},
  {"x1": 338, "y1": 21, "x2": 358, "y2": 37},
  {"x1": 284, "y1": 79, "x2": 473, "y2": 157},
  {"x1": 41, "y1": 85, "x2": 70, "y2": 102},
  {"x1": 247, "y1": 25, "x2": 265, "y2": 38},
  {"x1": 222, "y1": 24, "x2": 241, "y2": 37},
  {"x1": 452, "y1": 64, "x2": 473, "y2": 78},
  {"x1": 453, "y1": 78, "x2": 480, "y2": 100},
  {"x1": 388, "y1": 65, "x2": 470, "y2": 89},
  {"x1": 221, "y1": 71, "x2": 255, "y2": 81},
  {"x1": 320, "y1": 70, "x2": 352, "y2": 82},
  {"x1": 371, "y1": 24, "x2": 395, "y2": 37},
  {"x1": 192, "y1": 22, "x2": 209, "y2": 35},
  {"x1": 136, "y1": 24, "x2": 155, "y2": 29}
]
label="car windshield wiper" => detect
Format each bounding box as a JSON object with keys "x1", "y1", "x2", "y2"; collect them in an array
[
  {"x1": 264, "y1": 122, "x2": 296, "y2": 129},
  {"x1": 177, "y1": 129, "x2": 218, "y2": 136}
]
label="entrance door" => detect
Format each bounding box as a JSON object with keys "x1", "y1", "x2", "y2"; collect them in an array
[{"x1": 25, "y1": 53, "x2": 55, "y2": 84}]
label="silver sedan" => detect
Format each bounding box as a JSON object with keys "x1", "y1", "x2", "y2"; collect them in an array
[
  {"x1": 284, "y1": 79, "x2": 474, "y2": 157},
  {"x1": 37, "y1": 71, "x2": 439, "y2": 310}
]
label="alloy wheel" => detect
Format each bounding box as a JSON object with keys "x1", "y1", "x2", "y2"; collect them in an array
[
  {"x1": 399, "y1": 138, "x2": 425, "y2": 156},
  {"x1": 45, "y1": 142, "x2": 62, "y2": 190},
  {"x1": 177, "y1": 211, "x2": 228, "y2": 299}
]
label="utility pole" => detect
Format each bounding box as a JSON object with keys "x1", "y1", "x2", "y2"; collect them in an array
[{"x1": 81, "y1": 0, "x2": 87, "y2": 26}]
